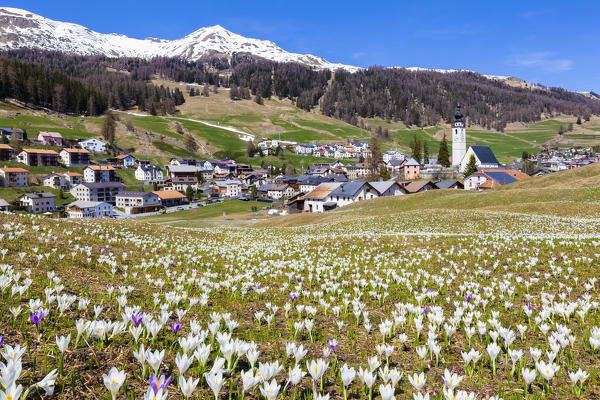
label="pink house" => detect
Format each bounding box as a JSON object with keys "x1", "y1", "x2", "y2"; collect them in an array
[{"x1": 37, "y1": 131, "x2": 63, "y2": 147}]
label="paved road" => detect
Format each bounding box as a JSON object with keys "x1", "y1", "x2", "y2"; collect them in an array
[{"x1": 114, "y1": 202, "x2": 207, "y2": 219}]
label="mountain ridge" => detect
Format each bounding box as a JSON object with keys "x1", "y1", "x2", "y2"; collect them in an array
[{"x1": 0, "y1": 7, "x2": 361, "y2": 72}]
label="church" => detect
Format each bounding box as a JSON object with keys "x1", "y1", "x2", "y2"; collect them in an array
[{"x1": 451, "y1": 104, "x2": 500, "y2": 172}]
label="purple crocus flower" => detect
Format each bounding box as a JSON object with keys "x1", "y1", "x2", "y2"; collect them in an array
[
  {"x1": 327, "y1": 338, "x2": 339, "y2": 352},
  {"x1": 465, "y1": 294, "x2": 472, "y2": 302},
  {"x1": 149, "y1": 373, "x2": 172, "y2": 395},
  {"x1": 131, "y1": 312, "x2": 143, "y2": 328},
  {"x1": 297, "y1": 277, "x2": 302, "y2": 283},
  {"x1": 423, "y1": 306, "x2": 429, "y2": 314},
  {"x1": 289, "y1": 294, "x2": 297, "y2": 302},
  {"x1": 0, "y1": 335, "x2": 3, "y2": 348},
  {"x1": 30, "y1": 310, "x2": 44, "y2": 327},
  {"x1": 170, "y1": 321, "x2": 181, "y2": 334}
]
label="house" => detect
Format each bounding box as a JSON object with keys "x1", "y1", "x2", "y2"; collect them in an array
[
  {"x1": 152, "y1": 190, "x2": 187, "y2": 207},
  {"x1": 135, "y1": 165, "x2": 164, "y2": 183},
  {"x1": 59, "y1": 148, "x2": 90, "y2": 167},
  {"x1": 83, "y1": 165, "x2": 118, "y2": 183},
  {"x1": 383, "y1": 150, "x2": 405, "y2": 163},
  {"x1": 459, "y1": 145, "x2": 500, "y2": 173},
  {"x1": 327, "y1": 182, "x2": 378, "y2": 208},
  {"x1": 70, "y1": 182, "x2": 126, "y2": 204},
  {"x1": 37, "y1": 131, "x2": 63, "y2": 146},
  {"x1": 344, "y1": 163, "x2": 375, "y2": 179},
  {"x1": 434, "y1": 180, "x2": 464, "y2": 190},
  {"x1": 17, "y1": 149, "x2": 59, "y2": 166},
  {"x1": 42, "y1": 172, "x2": 83, "y2": 189},
  {"x1": 401, "y1": 180, "x2": 438, "y2": 193},
  {"x1": 0, "y1": 198, "x2": 9, "y2": 211},
  {"x1": 400, "y1": 158, "x2": 421, "y2": 180},
  {"x1": 303, "y1": 183, "x2": 341, "y2": 213},
  {"x1": 0, "y1": 144, "x2": 15, "y2": 161},
  {"x1": 0, "y1": 167, "x2": 29, "y2": 187},
  {"x1": 78, "y1": 138, "x2": 107, "y2": 153},
  {"x1": 369, "y1": 180, "x2": 407, "y2": 197},
  {"x1": 266, "y1": 184, "x2": 296, "y2": 200},
  {"x1": 164, "y1": 176, "x2": 198, "y2": 193},
  {"x1": 0, "y1": 128, "x2": 26, "y2": 141},
  {"x1": 17, "y1": 192, "x2": 56, "y2": 213},
  {"x1": 115, "y1": 192, "x2": 162, "y2": 215},
  {"x1": 108, "y1": 154, "x2": 136, "y2": 169},
  {"x1": 465, "y1": 169, "x2": 529, "y2": 190},
  {"x1": 215, "y1": 180, "x2": 242, "y2": 198},
  {"x1": 65, "y1": 201, "x2": 113, "y2": 218}
]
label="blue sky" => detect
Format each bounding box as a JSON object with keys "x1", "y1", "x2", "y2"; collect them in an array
[{"x1": 5, "y1": 0, "x2": 599, "y2": 92}]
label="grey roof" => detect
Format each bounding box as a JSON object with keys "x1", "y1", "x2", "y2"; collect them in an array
[
  {"x1": 434, "y1": 180, "x2": 463, "y2": 189},
  {"x1": 21, "y1": 192, "x2": 55, "y2": 199},
  {"x1": 404, "y1": 157, "x2": 420, "y2": 166},
  {"x1": 80, "y1": 182, "x2": 126, "y2": 189},
  {"x1": 0, "y1": 198, "x2": 10, "y2": 207},
  {"x1": 470, "y1": 146, "x2": 500, "y2": 165},
  {"x1": 67, "y1": 200, "x2": 111, "y2": 209},
  {"x1": 369, "y1": 180, "x2": 400, "y2": 194},
  {"x1": 387, "y1": 159, "x2": 404, "y2": 166},
  {"x1": 330, "y1": 182, "x2": 368, "y2": 197},
  {"x1": 116, "y1": 191, "x2": 157, "y2": 198}
]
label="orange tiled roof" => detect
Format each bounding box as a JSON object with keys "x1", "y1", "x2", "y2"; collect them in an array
[
  {"x1": 86, "y1": 165, "x2": 115, "y2": 171},
  {"x1": 61, "y1": 148, "x2": 90, "y2": 153},
  {"x1": 21, "y1": 148, "x2": 58, "y2": 155},
  {"x1": 1, "y1": 167, "x2": 28, "y2": 173},
  {"x1": 152, "y1": 190, "x2": 186, "y2": 200},
  {"x1": 0, "y1": 144, "x2": 14, "y2": 150}
]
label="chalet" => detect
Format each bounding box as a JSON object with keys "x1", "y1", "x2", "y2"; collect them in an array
[
  {"x1": 152, "y1": 190, "x2": 187, "y2": 207},
  {"x1": 70, "y1": 182, "x2": 126, "y2": 204},
  {"x1": 59, "y1": 148, "x2": 90, "y2": 167},
  {"x1": 0, "y1": 144, "x2": 15, "y2": 161},
  {"x1": 215, "y1": 180, "x2": 242, "y2": 198},
  {"x1": 400, "y1": 158, "x2": 420, "y2": 180},
  {"x1": 78, "y1": 138, "x2": 107, "y2": 153},
  {"x1": 169, "y1": 158, "x2": 203, "y2": 166},
  {"x1": 459, "y1": 145, "x2": 500, "y2": 173},
  {"x1": 17, "y1": 149, "x2": 59, "y2": 166},
  {"x1": 164, "y1": 176, "x2": 198, "y2": 193},
  {"x1": 0, "y1": 198, "x2": 9, "y2": 211},
  {"x1": 464, "y1": 169, "x2": 529, "y2": 191},
  {"x1": 401, "y1": 180, "x2": 437, "y2": 194},
  {"x1": 135, "y1": 165, "x2": 164, "y2": 183},
  {"x1": 83, "y1": 165, "x2": 118, "y2": 183},
  {"x1": 115, "y1": 192, "x2": 162, "y2": 214},
  {"x1": 383, "y1": 150, "x2": 405, "y2": 163},
  {"x1": 344, "y1": 163, "x2": 375, "y2": 179},
  {"x1": 108, "y1": 154, "x2": 136, "y2": 168},
  {"x1": 303, "y1": 183, "x2": 341, "y2": 213},
  {"x1": 0, "y1": 167, "x2": 29, "y2": 187},
  {"x1": 327, "y1": 181, "x2": 378, "y2": 208},
  {"x1": 17, "y1": 192, "x2": 56, "y2": 213},
  {"x1": 42, "y1": 171, "x2": 83, "y2": 189},
  {"x1": 65, "y1": 201, "x2": 113, "y2": 218},
  {"x1": 265, "y1": 184, "x2": 296, "y2": 200},
  {"x1": 37, "y1": 131, "x2": 63, "y2": 146},
  {"x1": 369, "y1": 180, "x2": 407, "y2": 197}
]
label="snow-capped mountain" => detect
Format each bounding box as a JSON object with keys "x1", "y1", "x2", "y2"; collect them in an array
[{"x1": 0, "y1": 7, "x2": 360, "y2": 72}]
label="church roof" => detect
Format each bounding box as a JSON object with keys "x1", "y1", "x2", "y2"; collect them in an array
[{"x1": 470, "y1": 145, "x2": 499, "y2": 165}]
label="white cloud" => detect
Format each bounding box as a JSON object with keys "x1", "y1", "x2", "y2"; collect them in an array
[{"x1": 510, "y1": 52, "x2": 573, "y2": 72}]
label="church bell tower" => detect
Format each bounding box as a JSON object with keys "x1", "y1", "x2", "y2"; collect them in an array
[{"x1": 452, "y1": 104, "x2": 466, "y2": 166}]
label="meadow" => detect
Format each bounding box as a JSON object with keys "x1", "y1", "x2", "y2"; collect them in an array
[{"x1": 1, "y1": 172, "x2": 599, "y2": 399}]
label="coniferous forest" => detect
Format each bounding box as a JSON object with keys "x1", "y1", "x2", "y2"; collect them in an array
[{"x1": 0, "y1": 49, "x2": 599, "y2": 130}]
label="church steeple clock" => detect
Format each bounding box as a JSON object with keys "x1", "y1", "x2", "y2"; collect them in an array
[{"x1": 452, "y1": 104, "x2": 466, "y2": 166}]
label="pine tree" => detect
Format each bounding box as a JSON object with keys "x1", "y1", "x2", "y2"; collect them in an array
[
  {"x1": 463, "y1": 154, "x2": 478, "y2": 178},
  {"x1": 423, "y1": 140, "x2": 429, "y2": 164},
  {"x1": 368, "y1": 134, "x2": 381, "y2": 166},
  {"x1": 185, "y1": 185, "x2": 194, "y2": 201},
  {"x1": 412, "y1": 135, "x2": 422, "y2": 164},
  {"x1": 438, "y1": 134, "x2": 450, "y2": 167},
  {"x1": 101, "y1": 111, "x2": 116, "y2": 144}
]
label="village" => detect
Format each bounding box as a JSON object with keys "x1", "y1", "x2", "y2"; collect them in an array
[{"x1": 0, "y1": 106, "x2": 598, "y2": 218}]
